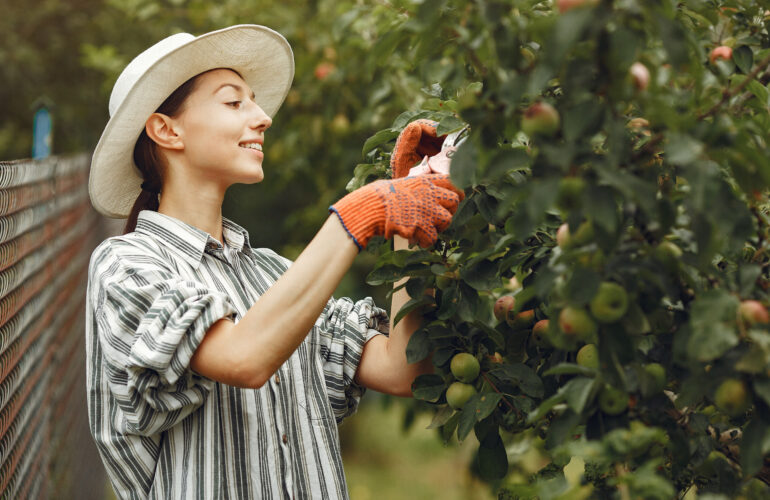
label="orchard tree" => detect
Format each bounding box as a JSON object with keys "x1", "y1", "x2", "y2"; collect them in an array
[{"x1": 348, "y1": 0, "x2": 770, "y2": 497}]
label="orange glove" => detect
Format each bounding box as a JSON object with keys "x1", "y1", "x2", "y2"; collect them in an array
[
  {"x1": 330, "y1": 174, "x2": 464, "y2": 250},
  {"x1": 390, "y1": 119, "x2": 446, "y2": 179}
]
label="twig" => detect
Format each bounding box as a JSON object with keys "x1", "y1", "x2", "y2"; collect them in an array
[
  {"x1": 698, "y1": 50, "x2": 770, "y2": 121},
  {"x1": 481, "y1": 371, "x2": 517, "y2": 414}
]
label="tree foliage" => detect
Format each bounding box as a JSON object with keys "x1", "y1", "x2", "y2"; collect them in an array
[{"x1": 347, "y1": 0, "x2": 770, "y2": 497}]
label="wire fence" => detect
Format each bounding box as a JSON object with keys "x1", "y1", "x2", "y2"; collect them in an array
[{"x1": 0, "y1": 154, "x2": 120, "y2": 499}]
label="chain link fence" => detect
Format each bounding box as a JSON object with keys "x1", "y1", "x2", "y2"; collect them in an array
[{"x1": 0, "y1": 154, "x2": 120, "y2": 499}]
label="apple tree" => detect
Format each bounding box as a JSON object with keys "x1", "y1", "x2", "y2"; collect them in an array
[{"x1": 348, "y1": 0, "x2": 770, "y2": 497}]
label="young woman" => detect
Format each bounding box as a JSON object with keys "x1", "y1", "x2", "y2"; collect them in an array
[{"x1": 85, "y1": 25, "x2": 463, "y2": 499}]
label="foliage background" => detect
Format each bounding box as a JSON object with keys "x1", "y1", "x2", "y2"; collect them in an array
[{"x1": 8, "y1": 0, "x2": 770, "y2": 498}]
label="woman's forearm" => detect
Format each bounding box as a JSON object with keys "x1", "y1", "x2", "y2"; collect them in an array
[
  {"x1": 387, "y1": 236, "x2": 435, "y2": 389},
  {"x1": 191, "y1": 215, "x2": 358, "y2": 387}
]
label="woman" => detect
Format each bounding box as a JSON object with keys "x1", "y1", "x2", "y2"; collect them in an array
[{"x1": 85, "y1": 25, "x2": 462, "y2": 499}]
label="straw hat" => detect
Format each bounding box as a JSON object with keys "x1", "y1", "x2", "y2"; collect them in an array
[{"x1": 89, "y1": 25, "x2": 294, "y2": 218}]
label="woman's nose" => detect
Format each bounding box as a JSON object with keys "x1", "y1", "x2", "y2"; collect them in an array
[{"x1": 249, "y1": 103, "x2": 272, "y2": 131}]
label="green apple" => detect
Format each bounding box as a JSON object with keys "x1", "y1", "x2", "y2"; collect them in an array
[
  {"x1": 531, "y1": 319, "x2": 551, "y2": 348},
  {"x1": 654, "y1": 241, "x2": 682, "y2": 270},
  {"x1": 446, "y1": 382, "x2": 477, "y2": 409},
  {"x1": 450, "y1": 353, "x2": 480, "y2": 383},
  {"x1": 521, "y1": 102, "x2": 560, "y2": 137},
  {"x1": 739, "y1": 300, "x2": 769, "y2": 326},
  {"x1": 714, "y1": 378, "x2": 750, "y2": 417},
  {"x1": 589, "y1": 282, "x2": 629, "y2": 323},
  {"x1": 599, "y1": 385, "x2": 629, "y2": 415},
  {"x1": 644, "y1": 363, "x2": 666, "y2": 394},
  {"x1": 559, "y1": 307, "x2": 597, "y2": 341},
  {"x1": 556, "y1": 177, "x2": 586, "y2": 212},
  {"x1": 576, "y1": 344, "x2": 599, "y2": 369},
  {"x1": 494, "y1": 296, "x2": 515, "y2": 322},
  {"x1": 571, "y1": 220, "x2": 594, "y2": 247}
]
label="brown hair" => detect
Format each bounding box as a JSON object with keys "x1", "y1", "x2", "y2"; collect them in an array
[{"x1": 122, "y1": 74, "x2": 201, "y2": 234}]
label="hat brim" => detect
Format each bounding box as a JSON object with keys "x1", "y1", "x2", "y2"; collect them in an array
[{"x1": 89, "y1": 25, "x2": 294, "y2": 219}]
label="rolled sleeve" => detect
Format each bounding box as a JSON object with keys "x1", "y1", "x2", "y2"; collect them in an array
[
  {"x1": 316, "y1": 296, "x2": 389, "y2": 423},
  {"x1": 93, "y1": 242, "x2": 237, "y2": 436}
]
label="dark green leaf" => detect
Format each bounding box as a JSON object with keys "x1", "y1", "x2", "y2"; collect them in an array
[
  {"x1": 405, "y1": 327, "x2": 431, "y2": 363},
  {"x1": 687, "y1": 289, "x2": 740, "y2": 362},
  {"x1": 411, "y1": 374, "x2": 445, "y2": 402},
  {"x1": 491, "y1": 363, "x2": 544, "y2": 398},
  {"x1": 565, "y1": 268, "x2": 601, "y2": 306},
  {"x1": 436, "y1": 115, "x2": 466, "y2": 136},
  {"x1": 478, "y1": 431, "x2": 508, "y2": 480},
  {"x1": 426, "y1": 405, "x2": 455, "y2": 429},
  {"x1": 741, "y1": 419, "x2": 767, "y2": 477},
  {"x1": 734, "y1": 45, "x2": 754, "y2": 74},
  {"x1": 460, "y1": 259, "x2": 500, "y2": 291},
  {"x1": 450, "y1": 140, "x2": 478, "y2": 188},
  {"x1": 561, "y1": 377, "x2": 595, "y2": 414},
  {"x1": 361, "y1": 129, "x2": 399, "y2": 156}
]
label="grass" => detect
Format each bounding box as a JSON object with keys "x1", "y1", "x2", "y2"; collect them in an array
[{"x1": 340, "y1": 395, "x2": 496, "y2": 500}]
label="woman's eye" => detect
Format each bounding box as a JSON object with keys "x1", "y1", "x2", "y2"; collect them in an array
[{"x1": 226, "y1": 101, "x2": 242, "y2": 108}]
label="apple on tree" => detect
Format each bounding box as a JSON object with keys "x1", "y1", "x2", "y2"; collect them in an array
[
  {"x1": 576, "y1": 343, "x2": 599, "y2": 369},
  {"x1": 531, "y1": 319, "x2": 551, "y2": 348},
  {"x1": 450, "y1": 353, "x2": 480, "y2": 383},
  {"x1": 589, "y1": 281, "x2": 629, "y2": 323},
  {"x1": 558, "y1": 306, "x2": 597, "y2": 341},
  {"x1": 629, "y1": 62, "x2": 650, "y2": 91},
  {"x1": 557, "y1": 0, "x2": 599, "y2": 14},
  {"x1": 714, "y1": 378, "x2": 750, "y2": 417},
  {"x1": 709, "y1": 46, "x2": 733, "y2": 64},
  {"x1": 521, "y1": 102, "x2": 560, "y2": 137},
  {"x1": 446, "y1": 382, "x2": 477, "y2": 410},
  {"x1": 507, "y1": 309, "x2": 536, "y2": 330},
  {"x1": 599, "y1": 385, "x2": 629, "y2": 415},
  {"x1": 738, "y1": 300, "x2": 769, "y2": 326},
  {"x1": 494, "y1": 295, "x2": 515, "y2": 322}
]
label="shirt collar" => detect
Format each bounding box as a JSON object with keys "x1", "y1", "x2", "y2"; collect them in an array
[{"x1": 135, "y1": 210, "x2": 253, "y2": 269}]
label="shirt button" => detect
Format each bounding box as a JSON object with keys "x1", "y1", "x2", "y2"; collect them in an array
[
  {"x1": 274, "y1": 374, "x2": 280, "y2": 384},
  {"x1": 282, "y1": 434, "x2": 288, "y2": 444}
]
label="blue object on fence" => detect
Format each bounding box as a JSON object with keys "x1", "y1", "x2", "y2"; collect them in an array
[{"x1": 32, "y1": 106, "x2": 52, "y2": 159}]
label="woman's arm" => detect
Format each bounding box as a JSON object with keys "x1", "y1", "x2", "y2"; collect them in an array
[
  {"x1": 353, "y1": 235, "x2": 434, "y2": 397},
  {"x1": 190, "y1": 215, "x2": 358, "y2": 388}
]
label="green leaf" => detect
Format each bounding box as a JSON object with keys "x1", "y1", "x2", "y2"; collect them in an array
[
  {"x1": 405, "y1": 327, "x2": 431, "y2": 363},
  {"x1": 560, "y1": 377, "x2": 595, "y2": 415},
  {"x1": 436, "y1": 115, "x2": 465, "y2": 136},
  {"x1": 449, "y1": 140, "x2": 478, "y2": 188},
  {"x1": 426, "y1": 405, "x2": 455, "y2": 429},
  {"x1": 733, "y1": 45, "x2": 754, "y2": 74},
  {"x1": 741, "y1": 419, "x2": 768, "y2": 477},
  {"x1": 366, "y1": 265, "x2": 405, "y2": 285},
  {"x1": 667, "y1": 133, "x2": 703, "y2": 166},
  {"x1": 753, "y1": 379, "x2": 770, "y2": 407},
  {"x1": 460, "y1": 259, "x2": 499, "y2": 291},
  {"x1": 491, "y1": 363, "x2": 544, "y2": 398},
  {"x1": 543, "y1": 363, "x2": 597, "y2": 377},
  {"x1": 411, "y1": 374, "x2": 446, "y2": 402},
  {"x1": 686, "y1": 289, "x2": 740, "y2": 362},
  {"x1": 393, "y1": 295, "x2": 434, "y2": 326},
  {"x1": 362, "y1": 129, "x2": 399, "y2": 156},
  {"x1": 565, "y1": 268, "x2": 601, "y2": 306},
  {"x1": 545, "y1": 410, "x2": 580, "y2": 450},
  {"x1": 478, "y1": 431, "x2": 508, "y2": 480}
]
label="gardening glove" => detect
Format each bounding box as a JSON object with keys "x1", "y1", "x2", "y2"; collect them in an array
[
  {"x1": 330, "y1": 174, "x2": 464, "y2": 251},
  {"x1": 390, "y1": 119, "x2": 446, "y2": 179}
]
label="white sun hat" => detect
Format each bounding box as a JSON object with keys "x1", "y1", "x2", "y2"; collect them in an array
[{"x1": 89, "y1": 24, "x2": 294, "y2": 218}]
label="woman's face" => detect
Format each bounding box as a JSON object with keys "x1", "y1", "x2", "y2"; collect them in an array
[{"x1": 170, "y1": 68, "x2": 272, "y2": 188}]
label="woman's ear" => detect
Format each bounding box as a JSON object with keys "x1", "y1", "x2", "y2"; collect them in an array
[{"x1": 145, "y1": 113, "x2": 184, "y2": 150}]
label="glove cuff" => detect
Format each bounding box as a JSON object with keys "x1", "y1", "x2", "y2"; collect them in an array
[{"x1": 330, "y1": 185, "x2": 387, "y2": 251}]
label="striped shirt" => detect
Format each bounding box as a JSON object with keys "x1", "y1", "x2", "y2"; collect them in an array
[{"x1": 85, "y1": 209, "x2": 389, "y2": 499}]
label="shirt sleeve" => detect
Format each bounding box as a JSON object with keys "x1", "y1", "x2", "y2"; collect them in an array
[
  {"x1": 315, "y1": 296, "x2": 389, "y2": 424},
  {"x1": 91, "y1": 240, "x2": 238, "y2": 437}
]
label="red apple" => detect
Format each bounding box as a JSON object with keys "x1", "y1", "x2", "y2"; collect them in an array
[
  {"x1": 557, "y1": 0, "x2": 599, "y2": 13},
  {"x1": 739, "y1": 300, "x2": 769, "y2": 326},
  {"x1": 629, "y1": 62, "x2": 650, "y2": 91},
  {"x1": 494, "y1": 296, "x2": 516, "y2": 322},
  {"x1": 507, "y1": 309, "x2": 536, "y2": 330},
  {"x1": 314, "y1": 62, "x2": 335, "y2": 80},
  {"x1": 559, "y1": 307, "x2": 597, "y2": 341},
  {"x1": 709, "y1": 46, "x2": 733, "y2": 64},
  {"x1": 522, "y1": 102, "x2": 560, "y2": 137},
  {"x1": 531, "y1": 319, "x2": 551, "y2": 348}
]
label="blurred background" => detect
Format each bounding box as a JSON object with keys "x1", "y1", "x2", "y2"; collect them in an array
[{"x1": 1, "y1": 0, "x2": 494, "y2": 497}]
